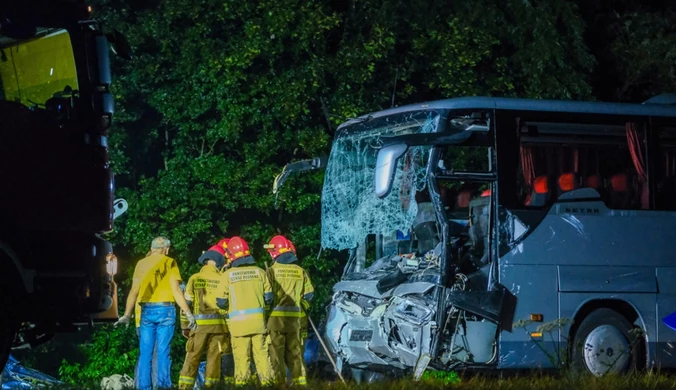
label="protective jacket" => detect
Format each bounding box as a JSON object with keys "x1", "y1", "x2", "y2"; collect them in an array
[
  {"x1": 218, "y1": 264, "x2": 273, "y2": 337},
  {"x1": 180, "y1": 264, "x2": 228, "y2": 334},
  {"x1": 266, "y1": 260, "x2": 314, "y2": 332}
]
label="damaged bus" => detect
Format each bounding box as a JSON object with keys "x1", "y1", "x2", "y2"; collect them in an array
[{"x1": 277, "y1": 95, "x2": 676, "y2": 379}]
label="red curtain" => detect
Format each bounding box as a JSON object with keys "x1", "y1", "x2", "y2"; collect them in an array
[{"x1": 625, "y1": 122, "x2": 648, "y2": 208}]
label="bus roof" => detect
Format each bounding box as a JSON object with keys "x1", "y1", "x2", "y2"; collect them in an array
[{"x1": 337, "y1": 95, "x2": 676, "y2": 131}]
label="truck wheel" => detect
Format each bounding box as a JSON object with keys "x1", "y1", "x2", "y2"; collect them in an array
[
  {"x1": 0, "y1": 316, "x2": 17, "y2": 371},
  {"x1": 571, "y1": 308, "x2": 639, "y2": 376}
]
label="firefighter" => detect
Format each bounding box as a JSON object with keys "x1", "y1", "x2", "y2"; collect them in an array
[
  {"x1": 216, "y1": 236, "x2": 275, "y2": 386},
  {"x1": 178, "y1": 239, "x2": 233, "y2": 389},
  {"x1": 264, "y1": 235, "x2": 314, "y2": 386}
]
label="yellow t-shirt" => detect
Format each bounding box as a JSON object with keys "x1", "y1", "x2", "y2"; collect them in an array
[{"x1": 133, "y1": 253, "x2": 182, "y2": 304}]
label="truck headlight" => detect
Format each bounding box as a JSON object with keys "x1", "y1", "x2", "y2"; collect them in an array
[{"x1": 106, "y1": 253, "x2": 118, "y2": 276}]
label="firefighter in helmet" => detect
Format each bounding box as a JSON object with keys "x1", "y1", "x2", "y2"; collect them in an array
[
  {"x1": 264, "y1": 235, "x2": 314, "y2": 386},
  {"x1": 178, "y1": 238, "x2": 232, "y2": 389},
  {"x1": 216, "y1": 236, "x2": 275, "y2": 386}
]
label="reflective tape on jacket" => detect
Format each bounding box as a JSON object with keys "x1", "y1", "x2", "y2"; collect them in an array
[
  {"x1": 227, "y1": 307, "x2": 264, "y2": 320},
  {"x1": 270, "y1": 305, "x2": 304, "y2": 317},
  {"x1": 194, "y1": 313, "x2": 226, "y2": 325}
]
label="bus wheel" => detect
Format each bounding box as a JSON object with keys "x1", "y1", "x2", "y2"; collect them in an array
[{"x1": 571, "y1": 308, "x2": 639, "y2": 376}]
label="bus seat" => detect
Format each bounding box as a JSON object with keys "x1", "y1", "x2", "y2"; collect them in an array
[
  {"x1": 557, "y1": 172, "x2": 580, "y2": 196},
  {"x1": 586, "y1": 174, "x2": 601, "y2": 190},
  {"x1": 528, "y1": 175, "x2": 551, "y2": 207},
  {"x1": 609, "y1": 172, "x2": 634, "y2": 209},
  {"x1": 457, "y1": 190, "x2": 471, "y2": 209},
  {"x1": 585, "y1": 173, "x2": 607, "y2": 200}
]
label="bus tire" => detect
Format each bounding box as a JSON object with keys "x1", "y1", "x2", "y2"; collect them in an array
[{"x1": 571, "y1": 308, "x2": 639, "y2": 376}]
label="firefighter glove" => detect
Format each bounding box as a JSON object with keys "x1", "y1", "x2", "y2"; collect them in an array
[
  {"x1": 184, "y1": 310, "x2": 197, "y2": 331},
  {"x1": 216, "y1": 298, "x2": 228, "y2": 310},
  {"x1": 301, "y1": 299, "x2": 311, "y2": 311},
  {"x1": 114, "y1": 314, "x2": 131, "y2": 328}
]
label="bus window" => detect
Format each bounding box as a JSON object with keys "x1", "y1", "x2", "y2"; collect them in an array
[
  {"x1": 517, "y1": 123, "x2": 645, "y2": 210},
  {"x1": 439, "y1": 146, "x2": 491, "y2": 173},
  {"x1": 657, "y1": 127, "x2": 676, "y2": 211}
]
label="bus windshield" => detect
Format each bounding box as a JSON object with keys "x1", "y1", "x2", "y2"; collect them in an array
[
  {"x1": 0, "y1": 28, "x2": 78, "y2": 109},
  {"x1": 320, "y1": 111, "x2": 439, "y2": 251}
]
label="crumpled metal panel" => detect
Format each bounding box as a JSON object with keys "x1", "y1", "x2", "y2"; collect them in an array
[
  {"x1": 333, "y1": 280, "x2": 392, "y2": 299},
  {"x1": 391, "y1": 282, "x2": 435, "y2": 297},
  {"x1": 2, "y1": 355, "x2": 62, "y2": 390}
]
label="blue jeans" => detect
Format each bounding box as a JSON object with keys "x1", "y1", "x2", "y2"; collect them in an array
[{"x1": 138, "y1": 304, "x2": 176, "y2": 390}]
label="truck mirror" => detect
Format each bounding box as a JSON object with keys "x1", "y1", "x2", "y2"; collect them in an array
[
  {"x1": 106, "y1": 29, "x2": 133, "y2": 60},
  {"x1": 375, "y1": 144, "x2": 408, "y2": 199}
]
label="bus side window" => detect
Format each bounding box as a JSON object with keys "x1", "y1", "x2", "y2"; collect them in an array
[{"x1": 657, "y1": 126, "x2": 676, "y2": 211}]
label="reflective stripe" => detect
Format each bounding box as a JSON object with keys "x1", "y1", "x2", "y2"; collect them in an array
[
  {"x1": 228, "y1": 307, "x2": 264, "y2": 319},
  {"x1": 205, "y1": 377, "x2": 220, "y2": 386},
  {"x1": 179, "y1": 376, "x2": 196, "y2": 384},
  {"x1": 194, "y1": 313, "x2": 223, "y2": 319},
  {"x1": 270, "y1": 311, "x2": 304, "y2": 318},
  {"x1": 271, "y1": 305, "x2": 304, "y2": 317},
  {"x1": 228, "y1": 307, "x2": 264, "y2": 317},
  {"x1": 272, "y1": 306, "x2": 301, "y2": 312},
  {"x1": 292, "y1": 376, "x2": 307, "y2": 385},
  {"x1": 196, "y1": 318, "x2": 226, "y2": 325}
]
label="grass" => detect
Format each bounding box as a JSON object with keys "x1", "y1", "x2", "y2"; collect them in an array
[
  {"x1": 301, "y1": 372, "x2": 676, "y2": 390},
  {"x1": 64, "y1": 371, "x2": 676, "y2": 390}
]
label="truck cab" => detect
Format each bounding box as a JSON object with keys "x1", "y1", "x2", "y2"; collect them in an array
[{"x1": 0, "y1": 0, "x2": 129, "y2": 368}]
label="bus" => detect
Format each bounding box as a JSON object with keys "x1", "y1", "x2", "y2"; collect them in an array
[{"x1": 281, "y1": 94, "x2": 676, "y2": 379}]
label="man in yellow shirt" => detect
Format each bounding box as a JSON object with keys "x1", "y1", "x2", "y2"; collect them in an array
[
  {"x1": 216, "y1": 236, "x2": 275, "y2": 386},
  {"x1": 264, "y1": 235, "x2": 314, "y2": 385},
  {"x1": 114, "y1": 236, "x2": 195, "y2": 390}
]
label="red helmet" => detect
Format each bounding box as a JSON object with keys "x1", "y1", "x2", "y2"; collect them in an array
[
  {"x1": 264, "y1": 235, "x2": 294, "y2": 259},
  {"x1": 218, "y1": 238, "x2": 231, "y2": 252},
  {"x1": 224, "y1": 236, "x2": 250, "y2": 262}
]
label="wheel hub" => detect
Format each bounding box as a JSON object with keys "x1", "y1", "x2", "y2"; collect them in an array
[{"x1": 583, "y1": 324, "x2": 630, "y2": 376}]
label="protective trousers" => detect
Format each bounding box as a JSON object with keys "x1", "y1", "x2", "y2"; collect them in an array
[
  {"x1": 178, "y1": 333, "x2": 229, "y2": 389},
  {"x1": 231, "y1": 334, "x2": 274, "y2": 386},
  {"x1": 270, "y1": 330, "x2": 307, "y2": 385}
]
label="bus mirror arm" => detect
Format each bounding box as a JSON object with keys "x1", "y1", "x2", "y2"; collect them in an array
[{"x1": 272, "y1": 155, "x2": 328, "y2": 195}]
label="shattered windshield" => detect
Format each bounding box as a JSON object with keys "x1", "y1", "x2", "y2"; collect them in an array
[{"x1": 321, "y1": 111, "x2": 439, "y2": 251}]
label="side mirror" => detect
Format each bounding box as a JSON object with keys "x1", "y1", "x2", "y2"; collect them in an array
[
  {"x1": 375, "y1": 144, "x2": 408, "y2": 199},
  {"x1": 113, "y1": 198, "x2": 128, "y2": 220},
  {"x1": 106, "y1": 29, "x2": 133, "y2": 60}
]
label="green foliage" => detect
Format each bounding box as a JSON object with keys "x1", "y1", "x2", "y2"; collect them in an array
[
  {"x1": 59, "y1": 324, "x2": 139, "y2": 384},
  {"x1": 610, "y1": 10, "x2": 676, "y2": 101}
]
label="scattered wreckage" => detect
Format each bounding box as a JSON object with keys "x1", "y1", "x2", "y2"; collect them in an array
[{"x1": 1, "y1": 355, "x2": 63, "y2": 389}]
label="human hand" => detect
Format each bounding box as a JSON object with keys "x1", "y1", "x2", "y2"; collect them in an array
[
  {"x1": 184, "y1": 310, "x2": 197, "y2": 331},
  {"x1": 182, "y1": 329, "x2": 190, "y2": 339},
  {"x1": 114, "y1": 314, "x2": 131, "y2": 328}
]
